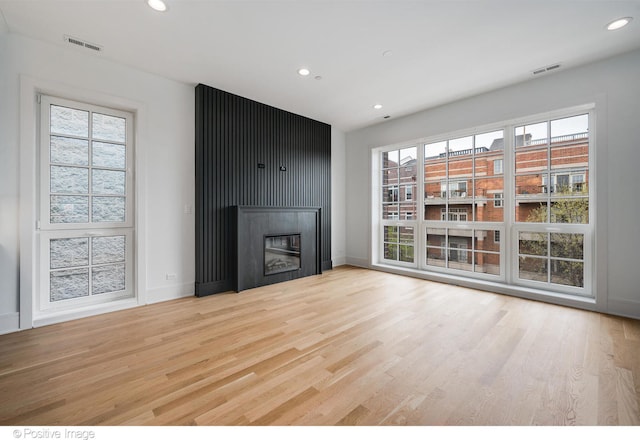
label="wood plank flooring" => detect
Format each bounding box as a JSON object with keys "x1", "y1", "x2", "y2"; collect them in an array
[{"x1": 0, "y1": 266, "x2": 639, "y2": 425}]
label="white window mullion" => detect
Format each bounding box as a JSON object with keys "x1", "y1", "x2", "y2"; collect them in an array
[
  {"x1": 503, "y1": 124, "x2": 515, "y2": 285},
  {"x1": 373, "y1": 105, "x2": 593, "y2": 299},
  {"x1": 37, "y1": 95, "x2": 135, "y2": 317},
  {"x1": 417, "y1": 143, "x2": 426, "y2": 269}
]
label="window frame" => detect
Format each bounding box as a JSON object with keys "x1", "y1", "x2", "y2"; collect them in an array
[
  {"x1": 39, "y1": 96, "x2": 134, "y2": 231},
  {"x1": 378, "y1": 146, "x2": 419, "y2": 268},
  {"x1": 371, "y1": 104, "x2": 595, "y2": 298},
  {"x1": 511, "y1": 111, "x2": 593, "y2": 295},
  {"x1": 37, "y1": 95, "x2": 136, "y2": 315}
]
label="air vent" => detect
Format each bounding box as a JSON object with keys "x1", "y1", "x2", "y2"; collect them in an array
[
  {"x1": 64, "y1": 35, "x2": 102, "y2": 52},
  {"x1": 532, "y1": 63, "x2": 561, "y2": 75}
]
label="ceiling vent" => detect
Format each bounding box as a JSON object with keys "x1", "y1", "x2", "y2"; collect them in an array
[
  {"x1": 64, "y1": 35, "x2": 102, "y2": 53},
  {"x1": 532, "y1": 63, "x2": 561, "y2": 75}
]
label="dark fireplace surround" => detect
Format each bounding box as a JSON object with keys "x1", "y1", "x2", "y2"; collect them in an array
[
  {"x1": 194, "y1": 84, "x2": 331, "y2": 297},
  {"x1": 234, "y1": 206, "x2": 321, "y2": 292}
]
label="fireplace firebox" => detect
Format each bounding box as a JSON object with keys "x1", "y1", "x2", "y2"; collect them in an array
[{"x1": 264, "y1": 234, "x2": 301, "y2": 276}]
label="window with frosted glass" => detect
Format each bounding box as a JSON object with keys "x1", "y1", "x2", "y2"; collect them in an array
[
  {"x1": 48, "y1": 104, "x2": 127, "y2": 224},
  {"x1": 48, "y1": 235, "x2": 127, "y2": 302}
]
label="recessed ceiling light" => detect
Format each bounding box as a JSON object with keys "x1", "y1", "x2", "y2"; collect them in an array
[
  {"x1": 297, "y1": 68, "x2": 310, "y2": 76},
  {"x1": 147, "y1": 0, "x2": 167, "y2": 12},
  {"x1": 373, "y1": 104, "x2": 383, "y2": 110},
  {"x1": 606, "y1": 17, "x2": 632, "y2": 30}
]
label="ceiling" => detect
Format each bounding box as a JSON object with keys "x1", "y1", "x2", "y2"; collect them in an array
[{"x1": 1, "y1": 1, "x2": 639, "y2": 132}]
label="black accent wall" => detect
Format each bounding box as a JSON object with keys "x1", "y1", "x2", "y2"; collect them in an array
[{"x1": 195, "y1": 84, "x2": 332, "y2": 297}]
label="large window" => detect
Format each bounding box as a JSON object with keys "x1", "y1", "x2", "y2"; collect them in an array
[
  {"x1": 422, "y1": 130, "x2": 505, "y2": 278},
  {"x1": 374, "y1": 106, "x2": 593, "y2": 298},
  {"x1": 514, "y1": 113, "x2": 590, "y2": 292},
  {"x1": 38, "y1": 96, "x2": 135, "y2": 315},
  {"x1": 382, "y1": 147, "x2": 417, "y2": 221},
  {"x1": 381, "y1": 147, "x2": 417, "y2": 265}
]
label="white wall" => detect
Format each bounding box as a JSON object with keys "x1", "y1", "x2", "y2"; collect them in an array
[
  {"x1": 345, "y1": 49, "x2": 640, "y2": 319},
  {"x1": 0, "y1": 33, "x2": 195, "y2": 332},
  {"x1": 331, "y1": 127, "x2": 347, "y2": 266},
  {"x1": 0, "y1": 10, "x2": 7, "y2": 35},
  {"x1": 0, "y1": 32, "x2": 20, "y2": 333},
  {"x1": 0, "y1": 32, "x2": 350, "y2": 333}
]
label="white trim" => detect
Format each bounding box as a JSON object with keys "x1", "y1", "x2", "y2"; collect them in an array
[
  {"x1": 0, "y1": 313, "x2": 20, "y2": 335},
  {"x1": 606, "y1": 298, "x2": 640, "y2": 321},
  {"x1": 345, "y1": 257, "x2": 370, "y2": 268},
  {"x1": 146, "y1": 282, "x2": 194, "y2": 305},
  {"x1": 33, "y1": 298, "x2": 139, "y2": 328},
  {"x1": 592, "y1": 94, "x2": 608, "y2": 314},
  {"x1": 19, "y1": 75, "x2": 148, "y2": 329},
  {"x1": 370, "y1": 103, "x2": 599, "y2": 307},
  {"x1": 39, "y1": 95, "x2": 135, "y2": 230},
  {"x1": 36, "y1": 94, "x2": 135, "y2": 318},
  {"x1": 332, "y1": 256, "x2": 347, "y2": 267}
]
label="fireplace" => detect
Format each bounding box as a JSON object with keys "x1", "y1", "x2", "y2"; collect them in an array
[
  {"x1": 235, "y1": 206, "x2": 321, "y2": 292},
  {"x1": 264, "y1": 234, "x2": 301, "y2": 275}
]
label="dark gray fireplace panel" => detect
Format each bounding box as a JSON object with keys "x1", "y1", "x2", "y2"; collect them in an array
[{"x1": 235, "y1": 206, "x2": 321, "y2": 291}]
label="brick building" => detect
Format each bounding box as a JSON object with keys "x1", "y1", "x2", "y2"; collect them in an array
[{"x1": 382, "y1": 130, "x2": 589, "y2": 275}]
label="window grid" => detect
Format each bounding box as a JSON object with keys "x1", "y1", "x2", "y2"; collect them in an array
[
  {"x1": 375, "y1": 106, "x2": 593, "y2": 297},
  {"x1": 38, "y1": 95, "x2": 135, "y2": 314}
]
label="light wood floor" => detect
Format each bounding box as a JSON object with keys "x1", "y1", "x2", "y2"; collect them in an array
[{"x1": 1, "y1": 266, "x2": 639, "y2": 426}]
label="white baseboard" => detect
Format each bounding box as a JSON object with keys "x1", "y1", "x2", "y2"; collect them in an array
[
  {"x1": 332, "y1": 256, "x2": 347, "y2": 267},
  {"x1": 607, "y1": 298, "x2": 640, "y2": 320},
  {"x1": 345, "y1": 256, "x2": 369, "y2": 268},
  {"x1": 0, "y1": 312, "x2": 20, "y2": 335},
  {"x1": 28, "y1": 283, "x2": 194, "y2": 328},
  {"x1": 146, "y1": 282, "x2": 194, "y2": 305},
  {"x1": 33, "y1": 298, "x2": 139, "y2": 328}
]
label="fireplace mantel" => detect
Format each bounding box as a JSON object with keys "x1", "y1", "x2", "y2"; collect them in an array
[{"x1": 234, "y1": 206, "x2": 322, "y2": 292}]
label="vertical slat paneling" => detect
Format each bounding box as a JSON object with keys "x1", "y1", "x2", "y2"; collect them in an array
[{"x1": 195, "y1": 84, "x2": 332, "y2": 296}]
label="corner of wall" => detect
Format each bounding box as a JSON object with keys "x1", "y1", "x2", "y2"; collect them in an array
[
  {"x1": 0, "y1": 312, "x2": 19, "y2": 335},
  {"x1": 0, "y1": 8, "x2": 9, "y2": 35},
  {"x1": 331, "y1": 127, "x2": 347, "y2": 265}
]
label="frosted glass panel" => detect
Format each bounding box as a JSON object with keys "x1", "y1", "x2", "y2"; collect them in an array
[
  {"x1": 50, "y1": 166, "x2": 88, "y2": 194},
  {"x1": 92, "y1": 264, "x2": 125, "y2": 294},
  {"x1": 50, "y1": 196, "x2": 89, "y2": 223},
  {"x1": 50, "y1": 105, "x2": 88, "y2": 137},
  {"x1": 92, "y1": 236, "x2": 125, "y2": 264},
  {"x1": 50, "y1": 268, "x2": 89, "y2": 301},
  {"x1": 92, "y1": 197, "x2": 125, "y2": 222},
  {"x1": 92, "y1": 169, "x2": 125, "y2": 195},
  {"x1": 93, "y1": 113, "x2": 125, "y2": 143},
  {"x1": 50, "y1": 136, "x2": 88, "y2": 165},
  {"x1": 50, "y1": 238, "x2": 89, "y2": 269},
  {"x1": 93, "y1": 142, "x2": 125, "y2": 169}
]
